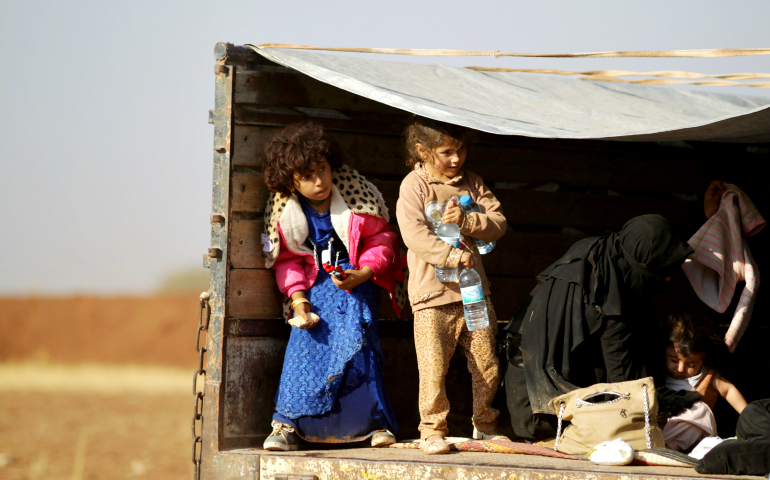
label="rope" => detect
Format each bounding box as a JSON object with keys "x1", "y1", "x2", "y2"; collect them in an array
[
  {"x1": 258, "y1": 43, "x2": 770, "y2": 59},
  {"x1": 578, "y1": 76, "x2": 770, "y2": 88},
  {"x1": 466, "y1": 67, "x2": 770, "y2": 88},
  {"x1": 466, "y1": 67, "x2": 770, "y2": 80}
]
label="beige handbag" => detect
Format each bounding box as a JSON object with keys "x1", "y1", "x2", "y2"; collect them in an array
[{"x1": 551, "y1": 376, "x2": 665, "y2": 455}]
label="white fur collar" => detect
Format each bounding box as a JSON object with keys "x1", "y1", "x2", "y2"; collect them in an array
[{"x1": 278, "y1": 185, "x2": 350, "y2": 255}]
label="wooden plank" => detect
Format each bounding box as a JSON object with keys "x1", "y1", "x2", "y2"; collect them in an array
[
  {"x1": 227, "y1": 267, "x2": 409, "y2": 321},
  {"x1": 232, "y1": 175, "x2": 696, "y2": 231},
  {"x1": 229, "y1": 318, "x2": 414, "y2": 338},
  {"x1": 231, "y1": 172, "x2": 269, "y2": 213},
  {"x1": 233, "y1": 218, "x2": 582, "y2": 279},
  {"x1": 230, "y1": 219, "x2": 265, "y2": 268},
  {"x1": 233, "y1": 107, "x2": 408, "y2": 136},
  {"x1": 214, "y1": 43, "x2": 261, "y2": 63},
  {"x1": 224, "y1": 271, "x2": 535, "y2": 325},
  {"x1": 235, "y1": 68, "x2": 402, "y2": 114},
  {"x1": 228, "y1": 269, "x2": 283, "y2": 319},
  {"x1": 232, "y1": 126, "x2": 411, "y2": 178},
  {"x1": 494, "y1": 188, "x2": 696, "y2": 231},
  {"x1": 371, "y1": 179, "x2": 696, "y2": 231},
  {"x1": 231, "y1": 125, "x2": 745, "y2": 193},
  {"x1": 487, "y1": 276, "x2": 539, "y2": 320},
  {"x1": 480, "y1": 232, "x2": 584, "y2": 277}
]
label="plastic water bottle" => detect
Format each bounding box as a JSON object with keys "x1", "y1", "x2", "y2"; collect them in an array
[
  {"x1": 459, "y1": 268, "x2": 489, "y2": 331},
  {"x1": 459, "y1": 195, "x2": 496, "y2": 254},
  {"x1": 434, "y1": 221, "x2": 460, "y2": 282}
]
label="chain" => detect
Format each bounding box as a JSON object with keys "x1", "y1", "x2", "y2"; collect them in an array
[
  {"x1": 192, "y1": 292, "x2": 210, "y2": 480},
  {"x1": 642, "y1": 383, "x2": 651, "y2": 449},
  {"x1": 553, "y1": 402, "x2": 566, "y2": 450}
]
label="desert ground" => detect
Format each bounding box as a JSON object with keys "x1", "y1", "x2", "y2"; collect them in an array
[{"x1": 0, "y1": 295, "x2": 200, "y2": 480}]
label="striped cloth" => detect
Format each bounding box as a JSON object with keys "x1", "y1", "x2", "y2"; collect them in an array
[
  {"x1": 682, "y1": 184, "x2": 765, "y2": 351},
  {"x1": 389, "y1": 438, "x2": 579, "y2": 460}
]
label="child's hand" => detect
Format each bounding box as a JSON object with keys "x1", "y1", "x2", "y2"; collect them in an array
[
  {"x1": 704, "y1": 180, "x2": 726, "y2": 219},
  {"x1": 292, "y1": 302, "x2": 318, "y2": 329},
  {"x1": 442, "y1": 205, "x2": 465, "y2": 227},
  {"x1": 332, "y1": 266, "x2": 374, "y2": 291},
  {"x1": 459, "y1": 251, "x2": 477, "y2": 270}
]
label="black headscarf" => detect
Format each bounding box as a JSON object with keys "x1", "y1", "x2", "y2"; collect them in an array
[
  {"x1": 589, "y1": 214, "x2": 695, "y2": 317},
  {"x1": 508, "y1": 214, "x2": 693, "y2": 414}
]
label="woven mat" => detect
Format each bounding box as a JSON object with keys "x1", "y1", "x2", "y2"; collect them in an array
[
  {"x1": 632, "y1": 449, "x2": 698, "y2": 468},
  {"x1": 389, "y1": 438, "x2": 579, "y2": 460}
]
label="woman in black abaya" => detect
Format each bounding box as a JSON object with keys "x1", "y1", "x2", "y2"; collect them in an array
[{"x1": 503, "y1": 214, "x2": 694, "y2": 441}]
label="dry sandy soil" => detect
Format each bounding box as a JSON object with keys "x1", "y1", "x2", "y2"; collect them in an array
[{"x1": 0, "y1": 295, "x2": 201, "y2": 480}]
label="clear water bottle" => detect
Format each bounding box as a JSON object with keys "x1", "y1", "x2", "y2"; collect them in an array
[
  {"x1": 459, "y1": 195, "x2": 496, "y2": 254},
  {"x1": 459, "y1": 268, "x2": 489, "y2": 331},
  {"x1": 435, "y1": 221, "x2": 460, "y2": 282}
]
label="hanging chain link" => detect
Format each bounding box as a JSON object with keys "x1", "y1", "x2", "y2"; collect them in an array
[
  {"x1": 192, "y1": 292, "x2": 210, "y2": 480},
  {"x1": 553, "y1": 402, "x2": 566, "y2": 450},
  {"x1": 642, "y1": 383, "x2": 652, "y2": 449}
]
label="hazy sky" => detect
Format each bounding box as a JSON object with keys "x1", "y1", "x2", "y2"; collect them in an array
[{"x1": 1, "y1": 0, "x2": 769, "y2": 295}]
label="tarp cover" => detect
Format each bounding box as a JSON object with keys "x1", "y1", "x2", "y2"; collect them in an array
[{"x1": 250, "y1": 46, "x2": 770, "y2": 143}]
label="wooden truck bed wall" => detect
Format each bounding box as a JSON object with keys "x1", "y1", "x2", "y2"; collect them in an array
[{"x1": 195, "y1": 42, "x2": 770, "y2": 479}]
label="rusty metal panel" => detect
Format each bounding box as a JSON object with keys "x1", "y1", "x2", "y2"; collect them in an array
[
  {"x1": 209, "y1": 452, "x2": 260, "y2": 480},
  {"x1": 260, "y1": 449, "x2": 728, "y2": 480},
  {"x1": 201, "y1": 42, "x2": 236, "y2": 480}
]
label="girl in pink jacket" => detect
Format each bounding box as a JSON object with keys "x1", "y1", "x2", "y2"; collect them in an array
[{"x1": 260, "y1": 123, "x2": 405, "y2": 451}]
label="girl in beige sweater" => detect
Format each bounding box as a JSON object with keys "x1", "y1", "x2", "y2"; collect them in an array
[{"x1": 396, "y1": 117, "x2": 508, "y2": 454}]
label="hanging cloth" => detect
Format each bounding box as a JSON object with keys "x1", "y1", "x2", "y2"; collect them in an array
[{"x1": 682, "y1": 184, "x2": 766, "y2": 352}]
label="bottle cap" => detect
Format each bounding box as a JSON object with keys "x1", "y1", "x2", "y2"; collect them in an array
[{"x1": 459, "y1": 195, "x2": 472, "y2": 206}]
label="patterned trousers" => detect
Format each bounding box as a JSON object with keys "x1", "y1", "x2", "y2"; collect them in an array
[{"x1": 413, "y1": 297, "x2": 500, "y2": 439}]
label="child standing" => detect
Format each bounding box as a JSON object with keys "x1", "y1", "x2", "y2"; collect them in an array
[
  {"x1": 396, "y1": 117, "x2": 508, "y2": 455},
  {"x1": 261, "y1": 122, "x2": 404, "y2": 451},
  {"x1": 662, "y1": 313, "x2": 748, "y2": 452}
]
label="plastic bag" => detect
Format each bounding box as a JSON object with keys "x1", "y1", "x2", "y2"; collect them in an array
[
  {"x1": 288, "y1": 311, "x2": 320, "y2": 328},
  {"x1": 587, "y1": 438, "x2": 634, "y2": 466}
]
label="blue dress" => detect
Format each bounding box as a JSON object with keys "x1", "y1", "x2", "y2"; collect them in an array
[{"x1": 272, "y1": 198, "x2": 398, "y2": 442}]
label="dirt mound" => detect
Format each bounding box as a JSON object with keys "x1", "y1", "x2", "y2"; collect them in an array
[{"x1": 0, "y1": 295, "x2": 202, "y2": 368}]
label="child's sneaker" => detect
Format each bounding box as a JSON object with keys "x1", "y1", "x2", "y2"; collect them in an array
[
  {"x1": 472, "y1": 426, "x2": 510, "y2": 442},
  {"x1": 263, "y1": 420, "x2": 300, "y2": 451},
  {"x1": 420, "y1": 435, "x2": 450, "y2": 455},
  {"x1": 371, "y1": 430, "x2": 396, "y2": 447}
]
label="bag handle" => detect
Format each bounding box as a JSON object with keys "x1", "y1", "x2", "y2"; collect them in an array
[{"x1": 553, "y1": 382, "x2": 652, "y2": 451}]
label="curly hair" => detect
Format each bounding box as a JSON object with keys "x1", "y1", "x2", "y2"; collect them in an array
[
  {"x1": 665, "y1": 312, "x2": 725, "y2": 361},
  {"x1": 404, "y1": 116, "x2": 476, "y2": 167},
  {"x1": 262, "y1": 122, "x2": 342, "y2": 195}
]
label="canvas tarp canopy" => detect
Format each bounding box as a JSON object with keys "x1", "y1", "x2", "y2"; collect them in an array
[{"x1": 249, "y1": 45, "x2": 770, "y2": 143}]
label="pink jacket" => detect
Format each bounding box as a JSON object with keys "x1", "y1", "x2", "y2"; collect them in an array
[{"x1": 269, "y1": 184, "x2": 405, "y2": 317}]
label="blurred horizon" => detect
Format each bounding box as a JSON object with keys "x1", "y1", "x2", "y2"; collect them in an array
[{"x1": 2, "y1": 0, "x2": 769, "y2": 295}]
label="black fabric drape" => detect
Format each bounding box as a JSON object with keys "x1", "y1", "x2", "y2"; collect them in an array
[
  {"x1": 696, "y1": 399, "x2": 770, "y2": 476},
  {"x1": 504, "y1": 215, "x2": 693, "y2": 424}
]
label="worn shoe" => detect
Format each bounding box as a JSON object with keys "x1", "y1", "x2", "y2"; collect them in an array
[
  {"x1": 263, "y1": 420, "x2": 300, "y2": 451},
  {"x1": 472, "y1": 426, "x2": 510, "y2": 442},
  {"x1": 371, "y1": 430, "x2": 396, "y2": 447},
  {"x1": 420, "y1": 436, "x2": 450, "y2": 455}
]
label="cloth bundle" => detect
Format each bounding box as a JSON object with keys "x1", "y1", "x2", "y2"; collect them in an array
[
  {"x1": 695, "y1": 399, "x2": 770, "y2": 476},
  {"x1": 682, "y1": 184, "x2": 766, "y2": 351}
]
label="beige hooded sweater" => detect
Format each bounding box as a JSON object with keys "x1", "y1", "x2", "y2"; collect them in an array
[{"x1": 396, "y1": 163, "x2": 507, "y2": 311}]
